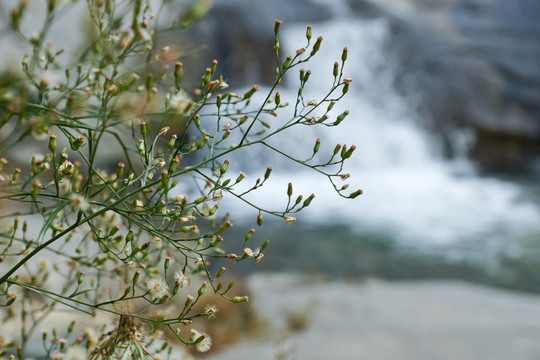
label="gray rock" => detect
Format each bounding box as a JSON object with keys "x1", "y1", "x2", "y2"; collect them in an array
[
  {"x1": 176, "y1": 0, "x2": 332, "y2": 87},
  {"x1": 347, "y1": 0, "x2": 540, "y2": 171}
]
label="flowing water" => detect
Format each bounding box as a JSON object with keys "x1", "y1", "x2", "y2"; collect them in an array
[{"x1": 216, "y1": 16, "x2": 540, "y2": 289}]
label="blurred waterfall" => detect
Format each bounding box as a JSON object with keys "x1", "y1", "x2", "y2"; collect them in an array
[{"x1": 220, "y1": 17, "x2": 540, "y2": 251}]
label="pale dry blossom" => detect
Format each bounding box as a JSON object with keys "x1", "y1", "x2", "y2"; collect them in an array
[
  {"x1": 169, "y1": 91, "x2": 191, "y2": 114},
  {"x1": 191, "y1": 329, "x2": 212, "y2": 353},
  {"x1": 204, "y1": 304, "x2": 219, "y2": 319},
  {"x1": 174, "y1": 272, "x2": 188, "y2": 287},
  {"x1": 64, "y1": 346, "x2": 87, "y2": 360},
  {"x1": 69, "y1": 195, "x2": 90, "y2": 212},
  {"x1": 147, "y1": 277, "x2": 169, "y2": 299}
]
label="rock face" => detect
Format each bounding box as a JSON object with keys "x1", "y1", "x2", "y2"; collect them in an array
[
  {"x1": 350, "y1": 0, "x2": 540, "y2": 171},
  {"x1": 181, "y1": 0, "x2": 540, "y2": 171},
  {"x1": 177, "y1": 0, "x2": 331, "y2": 87}
]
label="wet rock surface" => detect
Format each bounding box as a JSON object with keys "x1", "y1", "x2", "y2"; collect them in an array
[
  {"x1": 350, "y1": 0, "x2": 540, "y2": 171},
  {"x1": 176, "y1": 0, "x2": 332, "y2": 87}
]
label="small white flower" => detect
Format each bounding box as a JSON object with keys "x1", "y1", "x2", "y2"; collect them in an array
[
  {"x1": 58, "y1": 161, "x2": 74, "y2": 176},
  {"x1": 147, "y1": 277, "x2": 169, "y2": 299},
  {"x1": 96, "y1": 210, "x2": 122, "y2": 229},
  {"x1": 69, "y1": 195, "x2": 90, "y2": 212},
  {"x1": 50, "y1": 351, "x2": 64, "y2": 360},
  {"x1": 243, "y1": 247, "x2": 254, "y2": 257},
  {"x1": 191, "y1": 330, "x2": 212, "y2": 353},
  {"x1": 64, "y1": 346, "x2": 87, "y2": 360},
  {"x1": 84, "y1": 328, "x2": 98, "y2": 346},
  {"x1": 213, "y1": 190, "x2": 223, "y2": 201},
  {"x1": 169, "y1": 91, "x2": 191, "y2": 114},
  {"x1": 218, "y1": 81, "x2": 229, "y2": 90},
  {"x1": 32, "y1": 127, "x2": 49, "y2": 141},
  {"x1": 284, "y1": 216, "x2": 296, "y2": 224},
  {"x1": 255, "y1": 253, "x2": 265, "y2": 263},
  {"x1": 175, "y1": 194, "x2": 188, "y2": 203},
  {"x1": 174, "y1": 272, "x2": 188, "y2": 287},
  {"x1": 40, "y1": 71, "x2": 60, "y2": 88}
]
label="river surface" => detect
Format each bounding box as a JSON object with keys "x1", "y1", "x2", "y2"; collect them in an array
[{"x1": 215, "y1": 14, "x2": 540, "y2": 292}]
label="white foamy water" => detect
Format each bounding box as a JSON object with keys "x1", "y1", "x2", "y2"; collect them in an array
[{"x1": 214, "y1": 17, "x2": 540, "y2": 248}]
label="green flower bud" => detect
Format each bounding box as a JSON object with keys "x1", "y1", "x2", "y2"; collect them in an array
[
  {"x1": 132, "y1": 269, "x2": 141, "y2": 285},
  {"x1": 220, "y1": 160, "x2": 229, "y2": 175},
  {"x1": 245, "y1": 228, "x2": 255, "y2": 242},
  {"x1": 198, "y1": 281, "x2": 208, "y2": 296},
  {"x1": 216, "y1": 93, "x2": 222, "y2": 108},
  {"x1": 145, "y1": 73, "x2": 153, "y2": 91},
  {"x1": 161, "y1": 168, "x2": 169, "y2": 189},
  {"x1": 310, "y1": 36, "x2": 323, "y2": 56},
  {"x1": 209, "y1": 235, "x2": 223, "y2": 247},
  {"x1": 126, "y1": 228, "x2": 135, "y2": 242},
  {"x1": 209, "y1": 204, "x2": 219, "y2": 216},
  {"x1": 216, "y1": 267, "x2": 226, "y2": 278},
  {"x1": 168, "y1": 134, "x2": 177, "y2": 149},
  {"x1": 333, "y1": 144, "x2": 342, "y2": 156},
  {"x1": 140, "y1": 120, "x2": 147, "y2": 136},
  {"x1": 184, "y1": 295, "x2": 194, "y2": 308},
  {"x1": 335, "y1": 110, "x2": 350, "y2": 125},
  {"x1": 341, "y1": 47, "x2": 348, "y2": 62},
  {"x1": 306, "y1": 25, "x2": 312, "y2": 41},
  {"x1": 349, "y1": 189, "x2": 363, "y2": 199},
  {"x1": 327, "y1": 101, "x2": 335, "y2": 112},
  {"x1": 287, "y1": 182, "x2": 293, "y2": 197},
  {"x1": 170, "y1": 156, "x2": 180, "y2": 173},
  {"x1": 231, "y1": 295, "x2": 249, "y2": 303},
  {"x1": 70, "y1": 136, "x2": 84, "y2": 150},
  {"x1": 235, "y1": 172, "x2": 245, "y2": 183},
  {"x1": 222, "y1": 129, "x2": 231, "y2": 140},
  {"x1": 282, "y1": 56, "x2": 292, "y2": 70},
  {"x1": 343, "y1": 145, "x2": 356, "y2": 159},
  {"x1": 340, "y1": 144, "x2": 348, "y2": 159},
  {"x1": 257, "y1": 213, "x2": 263, "y2": 227},
  {"x1": 303, "y1": 193, "x2": 315, "y2": 207},
  {"x1": 164, "y1": 256, "x2": 170, "y2": 270},
  {"x1": 274, "y1": 19, "x2": 282, "y2": 35},
  {"x1": 243, "y1": 85, "x2": 259, "y2": 99},
  {"x1": 264, "y1": 166, "x2": 272, "y2": 180},
  {"x1": 174, "y1": 61, "x2": 183, "y2": 89},
  {"x1": 48, "y1": 132, "x2": 57, "y2": 153},
  {"x1": 217, "y1": 220, "x2": 233, "y2": 233},
  {"x1": 194, "y1": 195, "x2": 207, "y2": 205},
  {"x1": 333, "y1": 61, "x2": 339, "y2": 78},
  {"x1": 313, "y1": 138, "x2": 321, "y2": 154},
  {"x1": 109, "y1": 226, "x2": 120, "y2": 236}
]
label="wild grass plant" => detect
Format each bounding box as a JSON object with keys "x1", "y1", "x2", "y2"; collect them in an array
[{"x1": 0, "y1": 0, "x2": 359, "y2": 358}]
